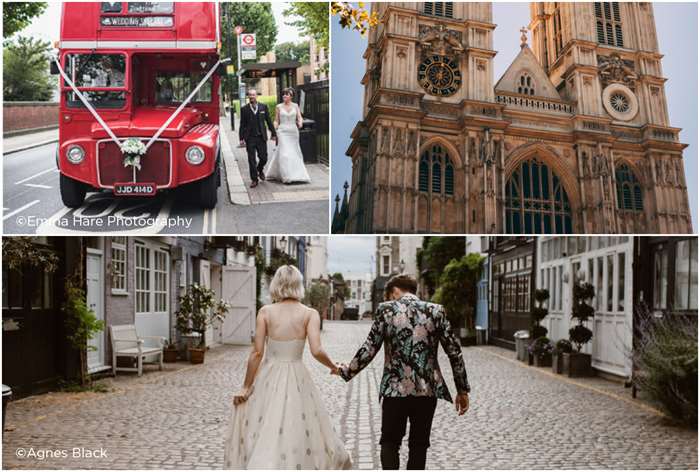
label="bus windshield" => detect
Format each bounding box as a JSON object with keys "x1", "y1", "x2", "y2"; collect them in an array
[{"x1": 67, "y1": 53, "x2": 126, "y2": 88}]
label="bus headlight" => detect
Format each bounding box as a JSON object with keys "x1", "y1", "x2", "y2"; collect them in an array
[
  {"x1": 185, "y1": 145, "x2": 205, "y2": 165},
  {"x1": 66, "y1": 145, "x2": 85, "y2": 164}
]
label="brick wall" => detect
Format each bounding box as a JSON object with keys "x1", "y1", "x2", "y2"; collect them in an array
[{"x1": 3, "y1": 102, "x2": 59, "y2": 134}]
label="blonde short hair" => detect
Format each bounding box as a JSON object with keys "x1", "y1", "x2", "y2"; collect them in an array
[{"x1": 269, "y1": 265, "x2": 305, "y2": 302}]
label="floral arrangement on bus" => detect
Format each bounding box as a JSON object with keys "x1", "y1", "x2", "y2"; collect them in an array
[{"x1": 120, "y1": 138, "x2": 147, "y2": 170}]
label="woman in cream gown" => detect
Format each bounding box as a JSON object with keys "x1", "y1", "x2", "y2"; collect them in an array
[
  {"x1": 263, "y1": 88, "x2": 311, "y2": 184},
  {"x1": 223, "y1": 265, "x2": 351, "y2": 470}
]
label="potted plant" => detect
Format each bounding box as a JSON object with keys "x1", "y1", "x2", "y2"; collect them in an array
[
  {"x1": 163, "y1": 339, "x2": 179, "y2": 363},
  {"x1": 175, "y1": 283, "x2": 216, "y2": 364},
  {"x1": 528, "y1": 337, "x2": 553, "y2": 367},
  {"x1": 528, "y1": 289, "x2": 550, "y2": 364},
  {"x1": 564, "y1": 281, "x2": 595, "y2": 377},
  {"x1": 552, "y1": 339, "x2": 573, "y2": 374}
]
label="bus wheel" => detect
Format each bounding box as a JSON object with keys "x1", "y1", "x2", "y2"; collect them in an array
[
  {"x1": 60, "y1": 174, "x2": 86, "y2": 208},
  {"x1": 198, "y1": 166, "x2": 218, "y2": 209}
]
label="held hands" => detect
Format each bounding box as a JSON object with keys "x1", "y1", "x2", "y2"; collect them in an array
[
  {"x1": 233, "y1": 386, "x2": 253, "y2": 406},
  {"x1": 455, "y1": 392, "x2": 470, "y2": 416},
  {"x1": 329, "y1": 363, "x2": 344, "y2": 376}
]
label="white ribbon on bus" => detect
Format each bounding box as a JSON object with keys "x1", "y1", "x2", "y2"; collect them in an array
[{"x1": 52, "y1": 55, "x2": 231, "y2": 152}]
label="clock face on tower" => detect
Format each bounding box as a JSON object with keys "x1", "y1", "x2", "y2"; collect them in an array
[{"x1": 418, "y1": 55, "x2": 461, "y2": 96}]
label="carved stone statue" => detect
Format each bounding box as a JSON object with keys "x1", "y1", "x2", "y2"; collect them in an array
[
  {"x1": 598, "y1": 53, "x2": 638, "y2": 87},
  {"x1": 419, "y1": 24, "x2": 464, "y2": 57}
]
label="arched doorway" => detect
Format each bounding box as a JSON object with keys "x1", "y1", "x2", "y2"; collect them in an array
[{"x1": 505, "y1": 158, "x2": 572, "y2": 233}]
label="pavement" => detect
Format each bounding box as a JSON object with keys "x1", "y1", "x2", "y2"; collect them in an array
[
  {"x1": 2, "y1": 321, "x2": 696, "y2": 470},
  {"x1": 219, "y1": 115, "x2": 329, "y2": 205},
  {"x1": 2, "y1": 121, "x2": 329, "y2": 234},
  {"x1": 3, "y1": 128, "x2": 59, "y2": 155}
]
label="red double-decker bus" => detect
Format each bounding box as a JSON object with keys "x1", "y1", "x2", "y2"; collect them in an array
[{"x1": 53, "y1": 2, "x2": 225, "y2": 208}]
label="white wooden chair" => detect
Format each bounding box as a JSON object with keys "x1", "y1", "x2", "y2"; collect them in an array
[{"x1": 109, "y1": 324, "x2": 165, "y2": 377}]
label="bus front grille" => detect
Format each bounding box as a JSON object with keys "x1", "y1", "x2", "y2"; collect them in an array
[{"x1": 96, "y1": 139, "x2": 172, "y2": 188}]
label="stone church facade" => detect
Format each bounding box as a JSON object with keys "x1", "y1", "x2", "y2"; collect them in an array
[{"x1": 341, "y1": 2, "x2": 692, "y2": 234}]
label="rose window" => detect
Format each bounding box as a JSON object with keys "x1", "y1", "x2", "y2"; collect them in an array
[{"x1": 610, "y1": 93, "x2": 630, "y2": 113}]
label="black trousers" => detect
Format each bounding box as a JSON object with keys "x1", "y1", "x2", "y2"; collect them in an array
[
  {"x1": 245, "y1": 135, "x2": 267, "y2": 182},
  {"x1": 380, "y1": 396, "x2": 438, "y2": 470}
]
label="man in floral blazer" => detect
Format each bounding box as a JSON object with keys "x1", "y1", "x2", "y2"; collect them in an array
[{"x1": 338, "y1": 274, "x2": 470, "y2": 470}]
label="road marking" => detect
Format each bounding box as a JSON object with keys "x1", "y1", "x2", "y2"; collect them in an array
[
  {"x1": 35, "y1": 195, "x2": 174, "y2": 235},
  {"x1": 475, "y1": 346, "x2": 668, "y2": 418},
  {"x1": 3, "y1": 200, "x2": 40, "y2": 220},
  {"x1": 15, "y1": 167, "x2": 57, "y2": 185},
  {"x1": 24, "y1": 184, "x2": 52, "y2": 189},
  {"x1": 211, "y1": 207, "x2": 217, "y2": 233},
  {"x1": 203, "y1": 209, "x2": 209, "y2": 234}
]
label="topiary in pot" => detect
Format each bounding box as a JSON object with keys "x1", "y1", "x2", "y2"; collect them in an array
[
  {"x1": 565, "y1": 281, "x2": 595, "y2": 377},
  {"x1": 552, "y1": 339, "x2": 573, "y2": 374},
  {"x1": 175, "y1": 283, "x2": 217, "y2": 364},
  {"x1": 531, "y1": 288, "x2": 549, "y2": 337}
]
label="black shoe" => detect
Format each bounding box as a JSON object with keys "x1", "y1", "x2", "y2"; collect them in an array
[
  {"x1": 250, "y1": 180, "x2": 259, "y2": 188},
  {"x1": 258, "y1": 170, "x2": 266, "y2": 181}
]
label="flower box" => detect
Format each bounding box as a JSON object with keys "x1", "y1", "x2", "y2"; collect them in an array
[{"x1": 533, "y1": 353, "x2": 552, "y2": 367}]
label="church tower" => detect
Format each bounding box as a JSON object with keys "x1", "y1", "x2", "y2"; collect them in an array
[
  {"x1": 345, "y1": 2, "x2": 499, "y2": 234},
  {"x1": 529, "y1": 2, "x2": 691, "y2": 233},
  {"x1": 343, "y1": 2, "x2": 692, "y2": 234}
]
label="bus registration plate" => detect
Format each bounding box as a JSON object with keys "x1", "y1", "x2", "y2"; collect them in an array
[{"x1": 114, "y1": 182, "x2": 157, "y2": 196}]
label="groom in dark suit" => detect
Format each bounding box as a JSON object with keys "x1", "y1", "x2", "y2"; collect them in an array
[
  {"x1": 239, "y1": 89, "x2": 277, "y2": 188},
  {"x1": 338, "y1": 274, "x2": 470, "y2": 470}
]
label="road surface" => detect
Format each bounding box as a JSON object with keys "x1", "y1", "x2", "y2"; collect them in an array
[{"x1": 3, "y1": 142, "x2": 328, "y2": 234}]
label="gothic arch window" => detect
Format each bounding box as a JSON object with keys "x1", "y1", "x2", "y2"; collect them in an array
[
  {"x1": 418, "y1": 144, "x2": 455, "y2": 196},
  {"x1": 505, "y1": 158, "x2": 573, "y2": 234},
  {"x1": 595, "y1": 2, "x2": 624, "y2": 47},
  {"x1": 424, "y1": 2, "x2": 454, "y2": 18},
  {"x1": 518, "y1": 74, "x2": 535, "y2": 95},
  {"x1": 553, "y1": 2, "x2": 563, "y2": 56},
  {"x1": 615, "y1": 164, "x2": 643, "y2": 211}
]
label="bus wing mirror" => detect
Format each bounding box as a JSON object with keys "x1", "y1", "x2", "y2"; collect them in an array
[{"x1": 50, "y1": 61, "x2": 60, "y2": 75}]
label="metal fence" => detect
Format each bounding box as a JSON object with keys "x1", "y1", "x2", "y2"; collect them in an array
[{"x1": 298, "y1": 80, "x2": 329, "y2": 165}]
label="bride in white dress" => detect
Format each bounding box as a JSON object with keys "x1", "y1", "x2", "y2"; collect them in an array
[
  {"x1": 264, "y1": 88, "x2": 312, "y2": 184},
  {"x1": 223, "y1": 265, "x2": 351, "y2": 470}
]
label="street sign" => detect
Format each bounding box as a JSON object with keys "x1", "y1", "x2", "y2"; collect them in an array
[
  {"x1": 226, "y1": 64, "x2": 235, "y2": 75},
  {"x1": 240, "y1": 33, "x2": 256, "y2": 60}
]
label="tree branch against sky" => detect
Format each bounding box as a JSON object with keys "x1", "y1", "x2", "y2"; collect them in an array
[
  {"x1": 3, "y1": 2, "x2": 47, "y2": 38},
  {"x1": 330, "y1": 2, "x2": 379, "y2": 36},
  {"x1": 283, "y1": 2, "x2": 330, "y2": 50}
]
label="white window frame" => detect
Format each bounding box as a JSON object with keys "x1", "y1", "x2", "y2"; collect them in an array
[
  {"x1": 111, "y1": 236, "x2": 128, "y2": 295},
  {"x1": 135, "y1": 240, "x2": 170, "y2": 316}
]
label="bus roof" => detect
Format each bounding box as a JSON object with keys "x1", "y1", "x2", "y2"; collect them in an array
[{"x1": 60, "y1": 2, "x2": 219, "y2": 51}]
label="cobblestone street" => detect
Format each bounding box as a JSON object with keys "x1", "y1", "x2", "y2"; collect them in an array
[{"x1": 2, "y1": 321, "x2": 697, "y2": 470}]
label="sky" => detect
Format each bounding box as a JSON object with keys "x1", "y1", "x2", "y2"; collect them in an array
[
  {"x1": 18, "y1": 2, "x2": 306, "y2": 45},
  {"x1": 327, "y1": 236, "x2": 375, "y2": 274},
  {"x1": 330, "y1": 2, "x2": 699, "y2": 230}
]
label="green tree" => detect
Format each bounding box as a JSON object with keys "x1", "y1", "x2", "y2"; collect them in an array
[
  {"x1": 304, "y1": 281, "x2": 331, "y2": 316},
  {"x1": 417, "y1": 236, "x2": 467, "y2": 297},
  {"x1": 3, "y1": 2, "x2": 47, "y2": 38},
  {"x1": 432, "y1": 253, "x2": 484, "y2": 333},
  {"x1": 284, "y1": 2, "x2": 330, "y2": 50},
  {"x1": 220, "y1": 2, "x2": 278, "y2": 99},
  {"x1": 332, "y1": 272, "x2": 351, "y2": 298},
  {"x1": 275, "y1": 41, "x2": 310, "y2": 63},
  {"x1": 3, "y1": 36, "x2": 55, "y2": 101},
  {"x1": 63, "y1": 277, "x2": 105, "y2": 386}
]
